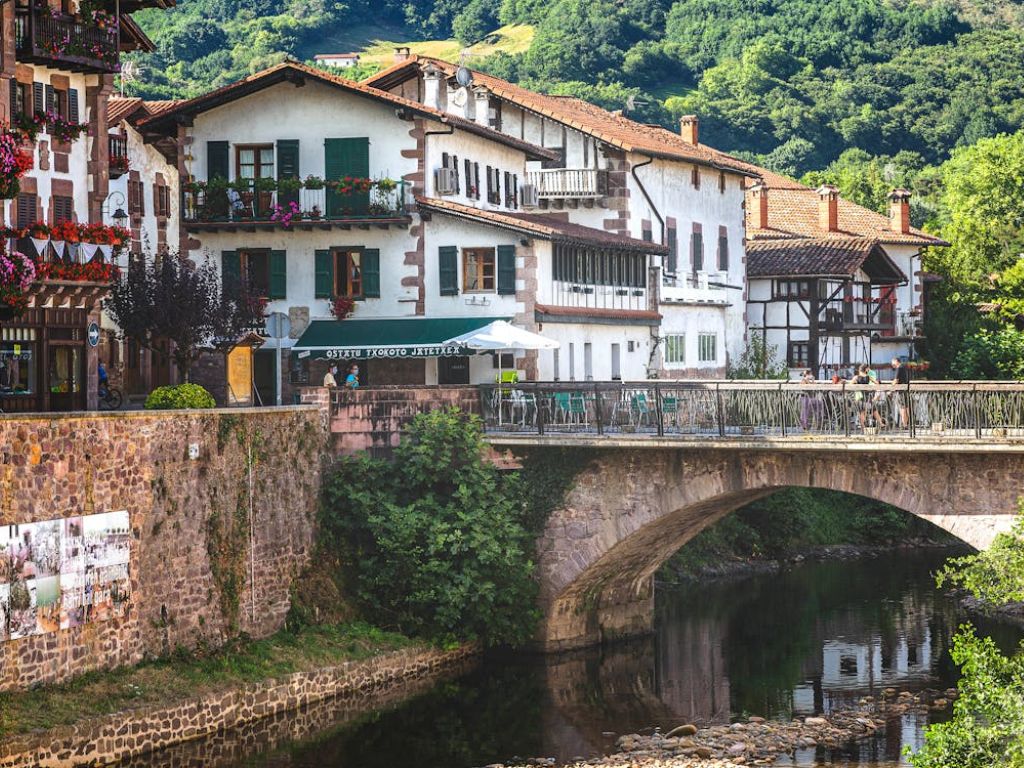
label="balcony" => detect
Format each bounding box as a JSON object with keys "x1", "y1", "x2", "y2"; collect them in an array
[
  {"x1": 15, "y1": 6, "x2": 120, "y2": 74},
  {"x1": 109, "y1": 135, "x2": 128, "y2": 179},
  {"x1": 525, "y1": 168, "x2": 607, "y2": 200},
  {"x1": 661, "y1": 271, "x2": 729, "y2": 305},
  {"x1": 182, "y1": 179, "x2": 411, "y2": 233}
]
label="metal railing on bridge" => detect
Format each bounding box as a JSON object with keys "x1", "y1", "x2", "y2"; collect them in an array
[{"x1": 479, "y1": 381, "x2": 1024, "y2": 440}]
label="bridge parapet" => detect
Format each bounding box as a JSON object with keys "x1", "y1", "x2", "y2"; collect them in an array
[{"x1": 480, "y1": 380, "x2": 1024, "y2": 443}]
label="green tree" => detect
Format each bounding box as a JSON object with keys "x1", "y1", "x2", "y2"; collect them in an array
[
  {"x1": 321, "y1": 409, "x2": 538, "y2": 647},
  {"x1": 453, "y1": 0, "x2": 499, "y2": 44},
  {"x1": 727, "y1": 335, "x2": 788, "y2": 379}
]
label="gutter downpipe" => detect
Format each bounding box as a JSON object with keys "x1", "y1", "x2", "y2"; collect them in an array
[{"x1": 630, "y1": 153, "x2": 665, "y2": 380}]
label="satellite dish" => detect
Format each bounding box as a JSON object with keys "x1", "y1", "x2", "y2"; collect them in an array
[
  {"x1": 455, "y1": 66, "x2": 473, "y2": 88},
  {"x1": 451, "y1": 87, "x2": 468, "y2": 108}
]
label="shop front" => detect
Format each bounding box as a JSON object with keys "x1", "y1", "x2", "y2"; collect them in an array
[
  {"x1": 0, "y1": 283, "x2": 107, "y2": 413},
  {"x1": 291, "y1": 317, "x2": 510, "y2": 387}
]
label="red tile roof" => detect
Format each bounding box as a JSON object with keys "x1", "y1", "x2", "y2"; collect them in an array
[
  {"x1": 416, "y1": 196, "x2": 668, "y2": 253},
  {"x1": 365, "y1": 56, "x2": 758, "y2": 176},
  {"x1": 746, "y1": 238, "x2": 906, "y2": 282},
  {"x1": 743, "y1": 169, "x2": 947, "y2": 247},
  {"x1": 108, "y1": 97, "x2": 184, "y2": 126},
  {"x1": 136, "y1": 62, "x2": 556, "y2": 161}
]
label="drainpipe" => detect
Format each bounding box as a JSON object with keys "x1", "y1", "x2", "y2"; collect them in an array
[{"x1": 630, "y1": 154, "x2": 665, "y2": 379}]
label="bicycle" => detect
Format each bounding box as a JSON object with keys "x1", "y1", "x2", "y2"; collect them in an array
[{"x1": 98, "y1": 384, "x2": 123, "y2": 410}]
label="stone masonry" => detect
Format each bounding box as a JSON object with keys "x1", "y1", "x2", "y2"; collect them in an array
[
  {"x1": 0, "y1": 406, "x2": 329, "y2": 691},
  {"x1": 530, "y1": 447, "x2": 1024, "y2": 650}
]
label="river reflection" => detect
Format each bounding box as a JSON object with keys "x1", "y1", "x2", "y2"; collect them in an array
[{"x1": 131, "y1": 548, "x2": 1022, "y2": 768}]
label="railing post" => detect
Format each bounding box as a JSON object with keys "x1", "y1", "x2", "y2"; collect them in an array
[
  {"x1": 655, "y1": 383, "x2": 664, "y2": 437},
  {"x1": 536, "y1": 386, "x2": 545, "y2": 436},
  {"x1": 908, "y1": 382, "x2": 915, "y2": 439},
  {"x1": 974, "y1": 383, "x2": 982, "y2": 439},
  {"x1": 593, "y1": 382, "x2": 603, "y2": 435},
  {"x1": 716, "y1": 383, "x2": 725, "y2": 437},
  {"x1": 779, "y1": 383, "x2": 787, "y2": 437},
  {"x1": 842, "y1": 381, "x2": 851, "y2": 437}
]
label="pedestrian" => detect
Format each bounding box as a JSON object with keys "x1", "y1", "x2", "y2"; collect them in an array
[
  {"x1": 891, "y1": 357, "x2": 911, "y2": 428},
  {"x1": 851, "y1": 364, "x2": 874, "y2": 430},
  {"x1": 323, "y1": 363, "x2": 339, "y2": 388},
  {"x1": 344, "y1": 363, "x2": 360, "y2": 389},
  {"x1": 798, "y1": 369, "x2": 820, "y2": 430}
]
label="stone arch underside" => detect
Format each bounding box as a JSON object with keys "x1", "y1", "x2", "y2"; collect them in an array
[{"x1": 535, "y1": 448, "x2": 1024, "y2": 650}]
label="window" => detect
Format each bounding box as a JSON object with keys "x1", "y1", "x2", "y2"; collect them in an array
[
  {"x1": 14, "y1": 82, "x2": 28, "y2": 118},
  {"x1": 552, "y1": 348, "x2": 560, "y2": 381},
  {"x1": 568, "y1": 342, "x2": 576, "y2": 380},
  {"x1": 155, "y1": 185, "x2": 171, "y2": 218},
  {"x1": 16, "y1": 193, "x2": 36, "y2": 229},
  {"x1": 717, "y1": 228, "x2": 729, "y2": 271},
  {"x1": 333, "y1": 248, "x2": 363, "y2": 298},
  {"x1": 788, "y1": 341, "x2": 810, "y2": 368},
  {"x1": 52, "y1": 195, "x2": 73, "y2": 224},
  {"x1": 441, "y1": 153, "x2": 460, "y2": 194},
  {"x1": 552, "y1": 244, "x2": 647, "y2": 288},
  {"x1": 698, "y1": 333, "x2": 717, "y2": 363},
  {"x1": 774, "y1": 280, "x2": 812, "y2": 299},
  {"x1": 128, "y1": 179, "x2": 146, "y2": 216},
  {"x1": 0, "y1": 337, "x2": 37, "y2": 396},
  {"x1": 691, "y1": 166, "x2": 700, "y2": 190},
  {"x1": 463, "y1": 247, "x2": 495, "y2": 292},
  {"x1": 583, "y1": 342, "x2": 593, "y2": 380},
  {"x1": 504, "y1": 171, "x2": 514, "y2": 207},
  {"x1": 664, "y1": 334, "x2": 685, "y2": 365},
  {"x1": 491, "y1": 352, "x2": 514, "y2": 368},
  {"x1": 719, "y1": 172, "x2": 727, "y2": 194},
  {"x1": 611, "y1": 343, "x2": 621, "y2": 380},
  {"x1": 236, "y1": 145, "x2": 274, "y2": 185},
  {"x1": 485, "y1": 166, "x2": 501, "y2": 204},
  {"x1": 691, "y1": 229, "x2": 704, "y2": 272},
  {"x1": 239, "y1": 249, "x2": 271, "y2": 298},
  {"x1": 473, "y1": 162, "x2": 481, "y2": 200},
  {"x1": 666, "y1": 226, "x2": 678, "y2": 274}
]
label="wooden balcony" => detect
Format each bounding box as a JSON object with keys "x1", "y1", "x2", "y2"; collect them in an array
[
  {"x1": 109, "y1": 135, "x2": 128, "y2": 178},
  {"x1": 15, "y1": 6, "x2": 120, "y2": 74},
  {"x1": 525, "y1": 168, "x2": 607, "y2": 199}
]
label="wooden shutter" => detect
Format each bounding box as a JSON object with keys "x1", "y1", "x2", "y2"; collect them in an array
[
  {"x1": 68, "y1": 88, "x2": 79, "y2": 124},
  {"x1": 269, "y1": 250, "x2": 287, "y2": 300},
  {"x1": 138, "y1": 181, "x2": 146, "y2": 216},
  {"x1": 44, "y1": 84, "x2": 55, "y2": 114},
  {"x1": 453, "y1": 155, "x2": 460, "y2": 193},
  {"x1": 474, "y1": 163, "x2": 480, "y2": 199},
  {"x1": 221, "y1": 250, "x2": 241, "y2": 294},
  {"x1": 32, "y1": 82, "x2": 43, "y2": 115},
  {"x1": 718, "y1": 230, "x2": 729, "y2": 271},
  {"x1": 207, "y1": 141, "x2": 229, "y2": 180},
  {"x1": 666, "y1": 226, "x2": 677, "y2": 273},
  {"x1": 513, "y1": 175, "x2": 518, "y2": 208},
  {"x1": 692, "y1": 231, "x2": 704, "y2": 272},
  {"x1": 324, "y1": 137, "x2": 370, "y2": 216},
  {"x1": 17, "y1": 193, "x2": 35, "y2": 229},
  {"x1": 362, "y1": 248, "x2": 380, "y2": 298},
  {"x1": 277, "y1": 139, "x2": 299, "y2": 206},
  {"x1": 439, "y1": 246, "x2": 458, "y2": 296},
  {"x1": 497, "y1": 245, "x2": 516, "y2": 295},
  {"x1": 464, "y1": 158, "x2": 472, "y2": 196},
  {"x1": 485, "y1": 165, "x2": 492, "y2": 202},
  {"x1": 315, "y1": 249, "x2": 333, "y2": 298},
  {"x1": 9, "y1": 79, "x2": 19, "y2": 118}
]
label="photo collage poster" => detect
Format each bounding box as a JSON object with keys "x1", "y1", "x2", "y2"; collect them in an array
[{"x1": 0, "y1": 511, "x2": 131, "y2": 642}]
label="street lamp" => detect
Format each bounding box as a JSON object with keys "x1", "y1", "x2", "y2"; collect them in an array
[{"x1": 112, "y1": 207, "x2": 128, "y2": 229}]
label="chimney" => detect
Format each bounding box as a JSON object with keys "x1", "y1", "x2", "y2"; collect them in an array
[
  {"x1": 422, "y1": 64, "x2": 443, "y2": 111},
  {"x1": 817, "y1": 184, "x2": 839, "y2": 232},
  {"x1": 679, "y1": 115, "x2": 699, "y2": 145},
  {"x1": 889, "y1": 188, "x2": 911, "y2": 234},
  {"x1": 750, "y1": 182, "x2": 769, "y2": 229},
  {"x1": 394, "y1": 46, "x2": 411, "y2": 63},
  {"x1": 473, "y1": 86, "x2": 490, "y2": 128}
]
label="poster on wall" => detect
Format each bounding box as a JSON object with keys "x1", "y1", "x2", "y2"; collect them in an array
[{"x1": 0, "y1": 511, "x2": 131, "y2": 642}]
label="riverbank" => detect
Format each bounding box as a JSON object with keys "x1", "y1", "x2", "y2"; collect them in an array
[
  {"x1": 502, "y1": 687, "x2": 956, "y2": 767},
  {"x1": 0, "y1": 622, "x2": 477, "y2": 768}
]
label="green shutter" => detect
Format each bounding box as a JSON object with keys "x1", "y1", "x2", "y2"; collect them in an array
[
  {"x1": 269, "y1": 250, "x2": 287, "y2": 300},
  {"x1": 221, "y1": 250, "x2": 240, "y2": 294},
  {"x1": 439, "y1": 246, "x2": 458, "y2": 296},
  {"x1": 324, "y1": 137, "x2": 370, "y2": 217},
  {"x1": 315, "y1": 249, "x2": 333, "y2": 298},
  {"x1": 68, "y1": 88, "x2": 79, "y2": 124},
  {"x1": 362, "y1": 248, "x2": 380, "y2": 298},
  {"x1": 277, "y1": 139, "x2": 299, "y2": 206},
  {"x1": 497, "y1": 245, "x2": 516, "y2": 295},
  {"x1": 208, "y1": 141, "x2": 229, "y2": 181}
]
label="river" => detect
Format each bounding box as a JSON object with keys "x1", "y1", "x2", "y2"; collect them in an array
[{"x1": 131, "y1": 548, "x2": 1023, "y2": 768}]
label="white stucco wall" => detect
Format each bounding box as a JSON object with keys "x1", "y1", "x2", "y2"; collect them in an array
[{"x1": 425, "y1": 128, "x2": 528, "y2": 212}]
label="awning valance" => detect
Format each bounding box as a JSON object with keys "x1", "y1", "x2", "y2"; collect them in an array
[{"x1": 292, "y1": 316, "x2": 510, "y2": 360}]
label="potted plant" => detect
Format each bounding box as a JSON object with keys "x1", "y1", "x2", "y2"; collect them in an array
[
  {"x1": 0, "y1": 249, "x2": 36, "y2": 319},
  {"x1": 303, "y1": 175, "x2": 325, "y2": 190},
  {"x1": 330, "y1": 295, "x2": 356, "y2": 320}
]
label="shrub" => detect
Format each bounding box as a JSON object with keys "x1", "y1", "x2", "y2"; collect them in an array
[
  {"x1": 321, "y1": 408, "x2": 538, "y2": 647},
  {"x1": 144, "y1": 383, "x2": 217, "y2": 410}
]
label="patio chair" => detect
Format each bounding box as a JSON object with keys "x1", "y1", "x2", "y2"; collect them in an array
[
  {"x1": 631, "y1": 392, "x2": 652, "y2": 428},
  {"x1": 662, "y1": 395, "x2": 679, "y2": 429}
]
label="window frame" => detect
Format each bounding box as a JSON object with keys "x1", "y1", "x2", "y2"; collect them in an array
[
  {"x1": 664, "y1": 334, "x2": 686, "y2": 365},
  {"x1": 235, "y1": 144, "x2": 275, "y2": 183},
  {"x1": 239, "y1": 248, "x2": 272, "y2": 299},
  {"x1": 697, "y1": 332, "x2": 717, "y2": 363},
  {"x1": 463, "y1": 247, "x2": 496, "y2": 293},
  {"x1": 773, "y1": 280, "x2": 812, "y2": 300},
  {"x1": 787, "y1": 340, "x2": 810, "y2": 368},
  {"x1": 332, "y1": 246, "x2": 365, "y2": 299}
]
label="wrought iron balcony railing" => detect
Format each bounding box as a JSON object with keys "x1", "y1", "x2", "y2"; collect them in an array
[
  {"x1": 479, "y1": 380, "x2": 1024, "y2": 440},
  {"x1": 15, "y1": 6, "x2": 120, "y2": 74}
]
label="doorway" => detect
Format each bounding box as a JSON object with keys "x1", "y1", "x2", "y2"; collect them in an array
[
  {"x1": 253, "y1": 348, "x2": 277, "y2": 405},
  {"x1": 438, "y1": 355, "x2": 470, "y2": 385},
  {"x1": 48, "y1": 345, "x2": 83, "y2": 411}
]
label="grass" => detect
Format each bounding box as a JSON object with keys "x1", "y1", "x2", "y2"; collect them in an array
[
  {"x1": 0, "y1": 621, "x2": 418, "y2": 740},
  {"x1": 356, "y1": 24, "x2": 535, "y2": 67}
]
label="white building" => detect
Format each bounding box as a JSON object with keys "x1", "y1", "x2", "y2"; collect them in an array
[
  {"x1": 138, "y1": 62, "x2": 666, "y2": 402},
  {"x1": 313, "y1": 53, "x2": 361, "y2": 69},
  {"x1": 365, "y1": 55, "x2": 757, "y2": 378},
  {"x1": 743, "y1": 168, "x2": 948, "y2": 379}
]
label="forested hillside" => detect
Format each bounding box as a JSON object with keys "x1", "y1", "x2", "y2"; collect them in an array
[{"x1": 128, "y1": 0, "x2": 1024, "y2": 377}]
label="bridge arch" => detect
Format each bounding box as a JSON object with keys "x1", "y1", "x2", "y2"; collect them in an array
[{"x1": 533, "y1": 447, "x2": 1022, "y2": 650}]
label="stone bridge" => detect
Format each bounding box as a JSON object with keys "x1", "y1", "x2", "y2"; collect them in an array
[{"x1": 483, "y1": 381, "x2": 1024, "y2": 650}]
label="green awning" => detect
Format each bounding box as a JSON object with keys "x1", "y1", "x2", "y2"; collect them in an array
[{"x1": 292, "y1": 317, "x2": 510, "y2": 360}]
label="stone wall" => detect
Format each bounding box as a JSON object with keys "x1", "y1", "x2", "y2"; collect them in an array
[
  {"x1": 0, "y1": 406, "x2": 329, "y2": 691},
  {"x1": 320, "y1": 385, "x2": 482, "y2": 457},
  {"x1": 0, "y1": 644, "x2": 477, "y2": 768}
]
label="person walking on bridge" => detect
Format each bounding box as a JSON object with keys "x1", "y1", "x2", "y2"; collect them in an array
[{"x1": 891, "y1": 358, "x2": 911, "y2": 428}]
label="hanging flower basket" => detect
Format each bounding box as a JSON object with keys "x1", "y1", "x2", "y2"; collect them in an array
[
  {"x1": 0, "y1": 126, "x2": 33, "y2": 200},
  {"x1": 330, "y1": 296, "x2": 356, "y2": 320}
]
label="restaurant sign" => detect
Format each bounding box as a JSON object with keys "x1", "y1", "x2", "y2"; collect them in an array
[{"x1": 320, "y1": 344, "x2": 471, "y2": 360}]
